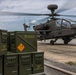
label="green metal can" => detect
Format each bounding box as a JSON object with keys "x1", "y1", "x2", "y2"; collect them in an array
[
  {"x1": 9, "y1": 31, "x2": 37, "y2": 53},
  {"x1": 4, "y1": 53, "x2": 18, "y2": 75},
  {"x1": 0, "y1": 55, "x2": 3, "y2": 75},
  {"x1": 0, "y1": 30, "x2": 7, "y2": 55},
  {"x1": 19, "y1": 53, "x2": 32, "y2": 75},
  {"x1": 31, "y1": 52, "x2": 44, "y2": 74},
  {"x1": 7, "y1": 32, "x2": 10, "y2": 51}
]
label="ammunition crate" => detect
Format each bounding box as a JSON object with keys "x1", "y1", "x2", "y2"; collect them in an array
[
  {"x1": 0, "y1": 30, "x2": 7, "y2": 55},
  {"x1": 9, "y1": 31, "x2": 37, "y2": 53},
  {"x1": 7, "y1": 32, "x2": 10, "y2": 51},
  {"x1": 4, "y1": 53, "x2": 18, "y2": 75},
  {"x1": 32, "y1": 52, "x2": 44, "y2": 74},
  {"x1": 19, "y1": 53, "x2": 32, "y2": 75},
  {"x1": 0, "y1": 56, "x2": 3, "y2": 75}
]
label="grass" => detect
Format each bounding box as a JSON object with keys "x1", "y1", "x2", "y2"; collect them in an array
[{"x1": 66, "y1": 61, "x2": 76, "y2": 66}]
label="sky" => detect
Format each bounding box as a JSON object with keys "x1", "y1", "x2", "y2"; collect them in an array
[{"x1": 0, "y1": 0, "x2": 76, "y2": 31}]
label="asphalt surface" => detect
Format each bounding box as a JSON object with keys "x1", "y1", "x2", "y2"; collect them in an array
[
  {"x1": 44, "y1": 59, "x2": 76, "y2": 75},
  {"x1": 44, "y1": 66, "x2": 68, "y2": 75},
  {"x1": 38, "y1": 39, "x2": 76, "y2": 63},
  {"x1": 38, "y1": 39, "x2": 76, "y2": 75}
]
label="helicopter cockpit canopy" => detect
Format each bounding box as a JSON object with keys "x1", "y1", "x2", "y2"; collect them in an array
[
  {"x1": 66, "y1": 19, "x2": 76, "y2": 24},
  {"x1": 56, "y1": 19, "x2": 71, "y2": 28},
  {"x1": 68, "y1": 19, "x2": 76, "y2": 29},
  {"x1": 56, "y1": 19, "x2": 76, "y2": 29},
  {"x1": 62, "y1": 20, "x2": 71, "y2": 28}
]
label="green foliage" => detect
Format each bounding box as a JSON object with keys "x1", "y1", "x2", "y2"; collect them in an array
[{"x1": 66, "y1": 61, "x2": 76, "y2": 66}]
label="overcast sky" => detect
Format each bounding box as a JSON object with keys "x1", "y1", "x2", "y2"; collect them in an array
[{"x1": 0, "y1": 0, "x2": 76, "y2": 31}]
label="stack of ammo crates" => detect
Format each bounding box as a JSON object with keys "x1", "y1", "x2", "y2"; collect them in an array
[{"x1": 0, "y1": 30, "x2": 44, "y2": 75}]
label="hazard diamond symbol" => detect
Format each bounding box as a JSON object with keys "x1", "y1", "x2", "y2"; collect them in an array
[{"x1": 17, "y1": 43, "x2": 25, "y2": 52}]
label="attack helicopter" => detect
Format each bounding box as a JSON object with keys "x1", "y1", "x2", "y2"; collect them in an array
[
  {"x1": 23, "y1": 4, "x2": 76, "y2": 45},
  {"x1": 1, "y1": 4, "x2": 76, "y2": 45}
]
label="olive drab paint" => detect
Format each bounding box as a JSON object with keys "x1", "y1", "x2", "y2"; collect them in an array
[
  {"x1": 3, "y1": 52, "x2": 44, "y2": 75},
  {"x1": 31, "y1": 52, "x2": 44, "y2": 74},
  {"x1": 0, "y1": 31, "x2": 44, "y2": 75},
  {"x1": 0, "y1": 56, "x2": 3, "y2": 75},
  {"x1": 0, "y1": 30, "x2": 7, "y2": 55},
  {"x1": 19, "y1": 53, "x2": 32, "y2": 75},
  {"x1": 9, "y1": 31, "x2": 37, "y2": 53},
  {"x1": 4, "y1": 54, "x2": 18, "y2": 75}
]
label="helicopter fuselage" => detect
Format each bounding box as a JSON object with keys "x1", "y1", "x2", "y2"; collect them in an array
[{"x1": 34, "y1": 19, "x2": 76, "y2": 44}]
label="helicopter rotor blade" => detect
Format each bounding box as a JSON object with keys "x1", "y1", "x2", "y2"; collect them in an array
[
  {"x1": 36, "y1": 17, "x2": 50, "y2": 23},
  {"x1": 29, "y1": 17, "x2": 50, "y2": 26},
  {"x1": 49, "y1": 13, "x2": 76, "y2": 17},
  {"x1": 56, "y1": 0, "x2": 76, "y2": 13},
  {"x1": 0, "y1": 11, "x2": 76, "y2": 18},
  {"x1": 56, "y1": 14, "x2": 76, "y2": 17},
  {"x1": 0, "y1": 12, "x2": 50, "y2": 16},
  {"x1": 61, "y1": 15, "x2": 76, "y2": 17}
]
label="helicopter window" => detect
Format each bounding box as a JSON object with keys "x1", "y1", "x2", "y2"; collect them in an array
[
  {"x1": 67, "y1": 19, "x2": 76, "y2": 24},
  {"x1": 62, "y1": 20, "x2": 71, "y2": 28},
  {"x1": 71, "y1": 22, "x2": 76, "y2": 24},
  {"x1": 56, "y1": 20, "x2": 62, "y2": 27}
]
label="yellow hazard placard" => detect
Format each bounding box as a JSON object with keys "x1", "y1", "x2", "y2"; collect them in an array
[{"x1": 17, "y1": 43, "x2": 25, "y2": 52}]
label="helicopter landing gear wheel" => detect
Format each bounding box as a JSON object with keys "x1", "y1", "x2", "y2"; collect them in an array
[
  {"x1": 50, "y1": 40, "x2": 54, "y2": 45},
  {"x1": 64, "y1": 41, "x2": 68, "y2": 45}
]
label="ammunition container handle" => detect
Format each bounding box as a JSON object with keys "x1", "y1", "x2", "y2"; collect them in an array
[
  {"x1": 6, "y1": 61, "x2": 16, "y2": 67},
  {"x1": 21, "y1": 60, "x2": 30, "y2": 65}
]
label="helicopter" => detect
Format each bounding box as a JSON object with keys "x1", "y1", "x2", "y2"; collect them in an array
[
  {"x1": 32, "y1": 18, "x2": 76, "y2": 45},
  {"x1": 1, "y1": 4, "x2": 76, "y2": 45},
  {"x1": 22, "y1": 4, "x2": 76, "y2": 45}
]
